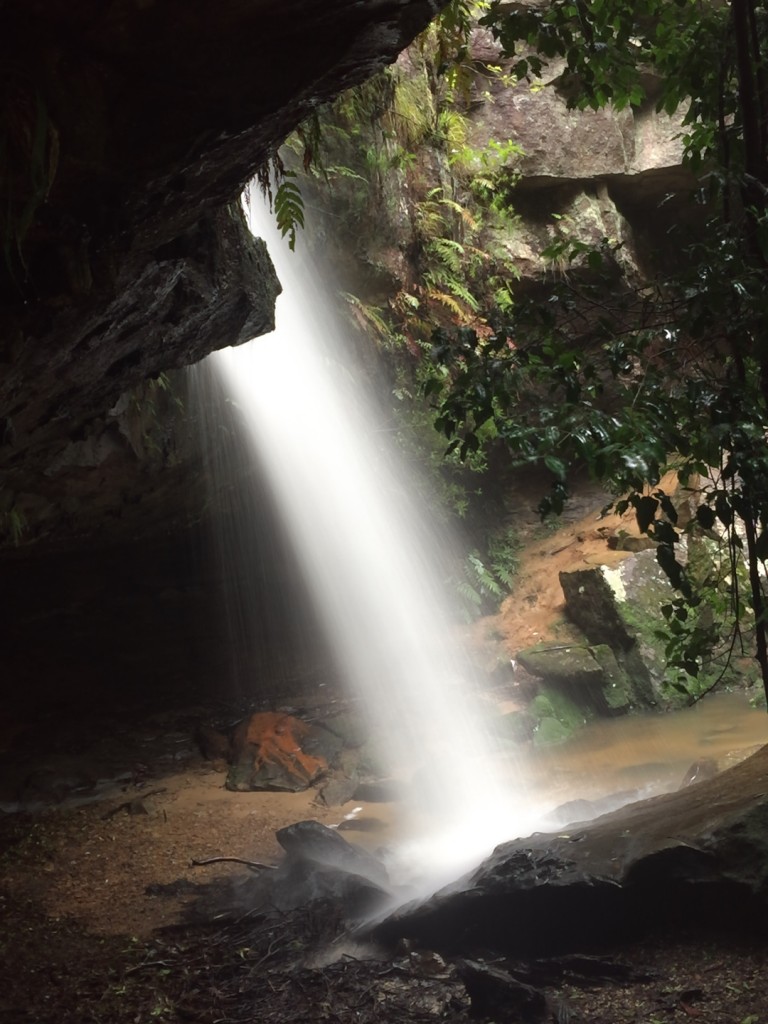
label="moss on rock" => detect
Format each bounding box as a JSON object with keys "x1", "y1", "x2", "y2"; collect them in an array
[
  {"x1": 530, "y1": 687, "x2": 589, "y2": 745},
  {"x1": 517, "y1": 642, "x2": 632, "y2": 718}
]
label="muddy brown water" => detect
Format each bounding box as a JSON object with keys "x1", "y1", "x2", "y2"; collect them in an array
[
  {"x1": 527, "y1": 690, "x2": 768, "y2": 814},
  {"x1": 344, "y1": 692, "x2": 768, "y2": 852}
]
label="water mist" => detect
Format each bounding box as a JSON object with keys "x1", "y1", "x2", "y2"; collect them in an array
[{"x1": 204, "y1": 200, "x2": 540, "y2": 894}]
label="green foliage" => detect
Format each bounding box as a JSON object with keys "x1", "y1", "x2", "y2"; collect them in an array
[
  {"x1": 391, "y1": 68, "x2": 436, "y2": 148},
  {"x1": 422, "y1": 0, "x2": 768, "y2": 700},
  {"x1": 430, "y1": 214, "x2": 768, "y2": 689},
  {"x1": 480, "y1": 0, "x2": 763, "y2": 187},
  {"x1": 342, "y1": 293, "x2": 396, "y2": 345},
  {"x1": 456, "y1": 552, "x2": 503, "y2": 616},
  {"x1": 426, "y1": 249, "x2": 734, "y2": 667},
  {"x1": 436, "y1": 108, "x2": 470, "y2": 152},
  {"x1": 253, "y1": 154, "x2": 307, "y2": 251},
  {"x1": 272, "y1": 172, "x2": 305, "y2": 252},
  {"x1": 429, "y1": 0, "x2": 492, "y2": 96},
  {"x1": 481, "y1": 0, "x2": 725, "y2": 121},
  {"x1": 450, "y1": 137, "x2": 522, "y2": 192},
  {"x1": 454, "y1": 524, "x2": 521, "y2": 619}
]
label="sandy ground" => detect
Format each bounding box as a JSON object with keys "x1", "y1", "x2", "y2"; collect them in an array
[{"x1": 0, "y1": 738, "x2": 391, "y2": 937}]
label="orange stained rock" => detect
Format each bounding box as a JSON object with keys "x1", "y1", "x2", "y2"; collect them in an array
[{"x1": 243, "y1": 711, "x2": 326, "y2": 783}]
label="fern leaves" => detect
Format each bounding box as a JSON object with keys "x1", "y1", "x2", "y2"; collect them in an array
[
  {"x1": 273, "y1": 172, "x2": 305, "y2": 251},
  {"x1": 254, "y1": 156, "x2": 306, "y2": 252}
]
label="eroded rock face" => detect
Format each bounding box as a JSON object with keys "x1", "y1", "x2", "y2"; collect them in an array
[
  {"x1": 5, "y1": 208, "x2": 278, "y2": 482},
  {"x1": 0, "y1": 0, "x2": 448, "y2": 527}
]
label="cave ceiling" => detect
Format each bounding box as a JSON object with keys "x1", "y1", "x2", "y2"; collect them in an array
[{"x1": 0, "y1": 0, "x2": 446, "y2": 544}]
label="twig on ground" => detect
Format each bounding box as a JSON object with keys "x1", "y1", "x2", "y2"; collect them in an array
[{"x1": 190, "y1": 856, "x2": 276, "y2": 872}]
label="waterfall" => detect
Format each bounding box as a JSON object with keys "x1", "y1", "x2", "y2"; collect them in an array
[{"x1": 204, "y1": 199, "x2": 541, "y2": 892}]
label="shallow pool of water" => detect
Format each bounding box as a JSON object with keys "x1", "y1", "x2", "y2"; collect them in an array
[
  {"x1": 525, "y1": 690, "x2": 768, "y2": 819},
  {"x1": 342, "y1": 691, "x2": 768, "y2": 887}
]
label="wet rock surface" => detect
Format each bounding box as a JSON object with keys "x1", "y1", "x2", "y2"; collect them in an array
[
  {"x1": 456, "y1": 959, "x2": 548, "y2": 1023},
  {"x1": 190, "y1": 819, "x2": 394, "y2": 927},
  {"x1": 268, "y1": 820, "x2": 393, "y2": 920},
  {"x1": 372, "y1": 743, "x2": 768, "y2": 956},
  {"x1": 517, "y1": 642, "x2": 632, "y2": 717},
  {"x1": 559, "y1": 566, "x2": 660, "y2": 706}
]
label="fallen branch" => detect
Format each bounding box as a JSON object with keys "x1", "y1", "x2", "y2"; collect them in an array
[{"x1": 190, "y1": 856, "x2": 276, "y2": 872}]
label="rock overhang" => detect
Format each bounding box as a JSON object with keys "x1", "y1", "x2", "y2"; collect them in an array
[{"x1": 0, "y1": 0, "x2": 449, "y2": 525}]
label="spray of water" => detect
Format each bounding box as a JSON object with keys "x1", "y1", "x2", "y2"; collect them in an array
[{"x1": 207, "y1": 201, "x2": 542, "y2": 893}]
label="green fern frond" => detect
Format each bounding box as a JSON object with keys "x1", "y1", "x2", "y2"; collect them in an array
[
  {"x1": 467, "y1": 553, "x2": 504, "y2": 598},
  {"x1": 445, "y1": 278, "x2": 480, "y2": 312},
  {"x1": 397, "y1": 291, "x2": 421, "y2": 311},
  {"x1": 456, "y1": 579, "x2": 483, "y2": 605},
  {"x1": 494, "y1": 565, "x2": 517, "y2": 588},
  {"x1": 273, "y1": 171, "x2": 305, "y2": 251},
  {"x1": 427, "y1": 236, "x2": 464, "y2": 273},
  {"x1": 437, "y1": 195, "x2": 468, "y2": 218},
  {"x1": 326, "y1": 164, "x2": 368, "y2": 183}
]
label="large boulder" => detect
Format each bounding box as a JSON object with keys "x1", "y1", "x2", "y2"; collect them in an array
[
  {"x1": 517, "y1": 642, "x2": 632, "y2": 719},
  {"x1": 559, "y1": 556, "x2": 674, "y2": 705},
  {"x1": 228, "y1": 820, "x2": 394, "y2": 925},
  {"x1": 460, "y1": 47, "x2": 695, "y2": 283},
  {"x1": 371, "y1": 744, "x2": 768, "y2": 956}
]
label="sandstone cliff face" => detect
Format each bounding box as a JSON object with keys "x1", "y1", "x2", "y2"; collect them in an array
[
  {"x1": 0, "y1": 0, "x2": 446, "y2": 544},
  {"x1": 303, "y1": 25, "x2": 696, "y2": 312},
  {"x1": 464, "y1": 31, "x2": 696, "y2": 282}
]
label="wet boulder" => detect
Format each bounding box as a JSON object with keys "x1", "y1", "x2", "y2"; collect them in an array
[
  {"x1": 517, "y1": 642, "x2": 632, "y2": 719},
  {"x1": 276, "y1": 819, "x2": 390, "y2": 887},
  {"x1": 542, "y1": 789, "x2": 642, "y2": 830},
  {"x1": 270, "y1": 820, "x2": 393, "y2": 922},
  {"x1": 186, "y1": 820, "x2": 393, "y2": 929},
  {"x1": 313, "y1": 772, "x2": 360, "y2": 808},
  {"x1": 679, "y1": 758, "x2": 719, "y2": 788},
  {"x1": 559, "y1": 557, "x2": 672, "y2": 706},
  {"x1": 370, "y1": 744, "x2": 768, "y2": 956}
]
